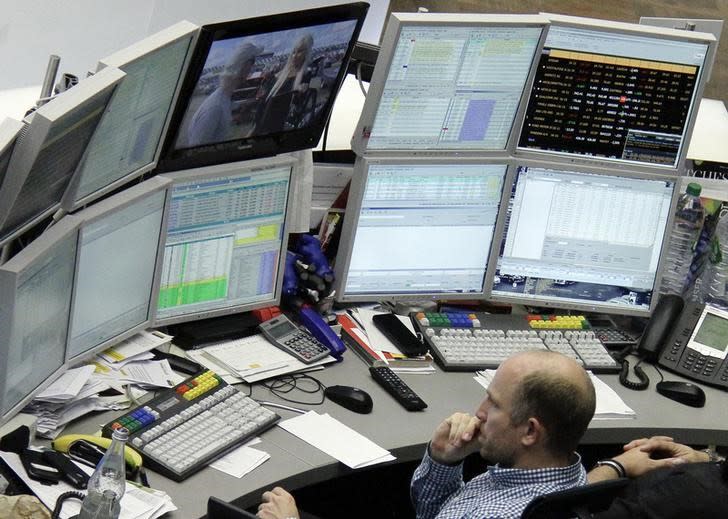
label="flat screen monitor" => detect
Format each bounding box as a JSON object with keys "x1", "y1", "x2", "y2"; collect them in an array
[
  {"x1": 334, "y1": 157, "x2": 511, "y2": 303},
  {"x1": 61, "y1": 21, "x2": 199, "y2": 211},
  {"x1": 66, "y1": 176, "x2": 171, "y2": 362},
  {"x1": 154, "y1": 155, "x2": 295, "y2": 326},
  {"x1": 516, "y1": 14, "x2": 716, "y2": 171},
  {"x1": 0, "y1": 67, "x2": 125, "y2": 249},
  {"x1": 0, "y1": 118, "x2": 25, "y2": 198},
  {"x1": 489, "y1": 162, "x2": 678, "y2": 316},
  {"x1": 158, "y1": 2, "x2": 368, "y2": 172},
  {"x1": 0, "y1": 216, "x2": 79, "y2": 426},
  {"x1": 351, "y1": 13, "x2": 549, "y2": 155}
]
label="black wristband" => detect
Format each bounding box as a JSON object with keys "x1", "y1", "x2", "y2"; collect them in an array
[{"x1": 596, "y1": 459, "x2": 626, "y2": 478}]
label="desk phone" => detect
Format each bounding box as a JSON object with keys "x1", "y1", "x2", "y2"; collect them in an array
[
  {"x1": 412, "y1": 312, "x2": 620, "y2": 373},
  {"x1": 656, "y1": 302, "x2": 728, "y2": 389},
  {"x1": 101, "y1": 369, "x2": 279, "y2": 481}
]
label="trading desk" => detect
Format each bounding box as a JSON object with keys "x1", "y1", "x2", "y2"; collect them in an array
[{"x1": 59, "y1": 350, "x2": 728, "y2": 518}]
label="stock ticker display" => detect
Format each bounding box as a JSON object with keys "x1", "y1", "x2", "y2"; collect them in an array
[{"x1": 519, "y1": 49, "x2": 699, "y2": 165}]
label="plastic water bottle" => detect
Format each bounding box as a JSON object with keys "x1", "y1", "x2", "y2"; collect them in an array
[
  {"x1": 661, "y1": 182, "x2": 704, "y2": 296},
  {"x1": 78, "y1": 428, "x2": 127, "y2": 519},
  {"x1": 701, "y1": 206, "x2": 728, "y2": 308}
]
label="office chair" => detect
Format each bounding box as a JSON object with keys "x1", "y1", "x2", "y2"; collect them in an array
[
  {"x1": 520, "y1": 478, "x2": 629, "y2": 519},
  {"x1": 208, "y1": 496, "x2": 257, "y2": 519}
]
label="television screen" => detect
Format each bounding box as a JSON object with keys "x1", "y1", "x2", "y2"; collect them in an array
[{"x1": 159, "y1": 2, "x2": 368, "y2": 171}]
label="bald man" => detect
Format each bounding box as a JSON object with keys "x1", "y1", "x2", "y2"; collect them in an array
[{"x1": 411, "y1": 350, "x2": 597, "y2": 519}]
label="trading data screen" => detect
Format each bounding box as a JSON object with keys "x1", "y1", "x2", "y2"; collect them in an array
[
  {"x1": 68, "y1": 188, "x2": 167, "y2": 360},
  {"x1": 365, "y1": 24, "x2": 544, "y2": 151},
  {"x1": 518, "y1": 25, "x2": 710, "y2": 168},
  {"x1": 0, "y1": 223, "x2": 77, "y2": 417},
  {"x1": 340, "y1": 162, "x2": 508, "y2": 300},
  {"x1": 71, "y1": 28, "x2": 194, "y2": 206},
  {"x1": 155, "y1": 162, "x2": 291, "y2": 324},
  {"x1": 492, "y1": 165, "x2": 675, "y2": 313}
]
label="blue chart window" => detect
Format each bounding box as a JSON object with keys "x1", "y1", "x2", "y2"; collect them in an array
[
  {"x1": 492, "y1": 166, "x2": 675, "y2": 312},
  {"x1": 157, "y1": 166, "x2": 291, "y2": 322},
  {"x1": 343, "y1": 163, "x2": 507, "y2": 298},
  {"x1": 367, "y1": 25, "x2": 544, "y2": 150}
]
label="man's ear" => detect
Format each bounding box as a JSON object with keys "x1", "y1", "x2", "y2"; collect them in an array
[{"x1": 520, "y1": 417, "x2": 544, "y2": 447}]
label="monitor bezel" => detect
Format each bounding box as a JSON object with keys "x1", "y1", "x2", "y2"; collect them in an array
[
  {"x1": 157, "y1": 2, "x2": 369, "y2": 172},
  {"x1": 0, "y1": 118, "x2": 25, "y2": 194},
  {"x1": 0, "y1": 215, "x2": 80, "y2": 427},
  {"x1": 350, "y1": 12, "x2": 550, "y2": 157},
  {"x1": 334, "y1": 155, "x2": 514, "y2": 304},
  {"x1": 65, "y1": 176, "x2": 172, "y2": 365},
  {"x1": 0, "y1": 67, "x2": 126, "y2": 249},
  {"x1": 153, "y1": 154, "x2": 297, "y2": 327},
  {"x1": 60, "y1": 21, "x2": 200, "y2": 212},
  {"x1": 513, "y1": 13, "x2": 717, "y2": 174},
  {"x1": 487, "y1": 158, "x2": 681, "y2": 317}
]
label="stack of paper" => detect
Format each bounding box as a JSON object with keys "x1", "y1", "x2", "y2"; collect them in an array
[
  {"x1": 0, "y1": 451, "x2": 176, "y2": 519},
  {"x1": 187, "y1": 333, "x2": 336, "y2": 384},
  {"x1": 339, "y1": 309, "x2": 435, "y2": 374},
  {"x1": 278, "y1": 411, "x2": 395, "y2": 468}
]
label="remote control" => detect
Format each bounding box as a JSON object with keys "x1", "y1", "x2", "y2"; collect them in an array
[{"x1": 369, "y1": 366, "x2": 427, "y2": 411}]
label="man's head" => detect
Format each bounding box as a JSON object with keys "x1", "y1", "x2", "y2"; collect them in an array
[
  {"x1": 221, "y1": 42, "x2": 262, "y2": 92},
  {"x1": 474, "y1": 350, "x2": 595, "y2": 468}
]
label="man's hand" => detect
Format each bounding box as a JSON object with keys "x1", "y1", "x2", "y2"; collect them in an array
[
  {"x1": 257, "y1": 487, "x2": 299, "y2": 519},
  {"x1": 624, "y1": 436, "x2": 709, "y2": 465},
  {"x1": 429, "y1": 412, "x2": 482, "y2": 465}
]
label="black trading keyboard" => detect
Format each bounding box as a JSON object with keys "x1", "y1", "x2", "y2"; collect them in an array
[
  {"x1": 412, "y1": 312, "x2": 621, "y2": 373},
  {"x1": 101, "y1": 369, "x2": 279, "y2": 481}
]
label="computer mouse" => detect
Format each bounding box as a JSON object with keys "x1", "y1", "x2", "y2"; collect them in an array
[
  {"x1": 656, "y1": 381, "x2": 706, "y2": 408},
  {"x1": 324, "y1": 385, "x2": 373, "y2": 414}
]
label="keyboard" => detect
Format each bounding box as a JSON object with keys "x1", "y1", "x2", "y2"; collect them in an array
[
  {"x1": 413, "y1": 312, "x2": 620, "y2": 373},
  {"x1": 101, "y1": 369, "x2": 279, "y2": 481}
]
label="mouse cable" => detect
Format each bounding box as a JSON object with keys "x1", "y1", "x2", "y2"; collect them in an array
[{"x1": 259, "y1": 373, "x2": 326, "y2": 406}]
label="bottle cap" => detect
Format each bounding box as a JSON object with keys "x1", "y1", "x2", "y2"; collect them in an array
[
  {"x1": 686, "y1": 182, "x2": 702, "y2": 196},
  {"x1": 112, "y1": 427, "x2": 129, "y2": 441}
]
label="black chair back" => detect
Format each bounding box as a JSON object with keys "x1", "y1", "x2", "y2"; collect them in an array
[{"x1": 521, "y1": 478, "x2": 629, "y2": 519}]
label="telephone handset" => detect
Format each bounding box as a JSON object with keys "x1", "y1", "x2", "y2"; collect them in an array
[{"x1": 619, "y1": 294, "x2": 685, "y2": 390}]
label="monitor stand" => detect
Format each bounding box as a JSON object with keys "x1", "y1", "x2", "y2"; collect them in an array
[{"x1": 167, "y1": 312, "x2": 260, "y2": 350}]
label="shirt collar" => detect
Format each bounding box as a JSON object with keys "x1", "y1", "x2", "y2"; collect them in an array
[{"x1": 487, "y1": 453, "x2": 584, "y2": 486}]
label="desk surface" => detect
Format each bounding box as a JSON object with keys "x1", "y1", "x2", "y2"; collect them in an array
[{"x1": 60, "y1": 351, "x2": 728, "y2": 519}]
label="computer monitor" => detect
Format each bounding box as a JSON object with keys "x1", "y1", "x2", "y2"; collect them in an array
[
  {"x1": 516, "y1": 14, "x2": 716, "y2": 171},
  {"x1": 158, "y1": 2, "x2": 368, "y2": 172},
  {"x1": 0, "y1": 67, "x2": 125, "y2": 249},
  {"x1": 153, "y1": 155, "x2": 295, "y2": 326},
  {"x1": 0, "y1": 216, "x2": 79, "y2": 427},
  {"x1": 66, "y1": 176, "x2": 171, "y2": 362},
  {"x1": 0, "y1": 118, "x2": 24, "y2": 197},
  {"x1": 334, "y1": 156, "x2": 511, "y2": 303},
  {"x1": 351, "y1": 13, "x2": 549, "y2": 155},
  {"x1": 489, "y1": 162, "x2": 678, "y2": 316},
  {"x1": 61, "y1": 21, "x2": 199, "y2": 211}
]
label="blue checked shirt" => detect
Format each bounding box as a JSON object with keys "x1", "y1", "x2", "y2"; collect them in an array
[{"x1": 411, "y1": 448, "x2": 587, "y2": 519}]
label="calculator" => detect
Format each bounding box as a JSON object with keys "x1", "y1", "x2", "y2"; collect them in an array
[{"x1": 258, "y1": 314, "x2": 332, "y2": 363}]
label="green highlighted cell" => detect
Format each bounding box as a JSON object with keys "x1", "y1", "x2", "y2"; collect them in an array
[{"x1": 158, "y1": 276, "x2": 228, "y2": 309}]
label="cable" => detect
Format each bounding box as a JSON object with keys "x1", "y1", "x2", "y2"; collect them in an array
[
  {"x1": 260, "y1": 373, "x2": 326, "y2": 406},
  {"x1": 356, "y1": 61, "x2": 368, "y2": 97},
  {"x1": 52, "y1": 491, "x2": 85, "y2": 519}
]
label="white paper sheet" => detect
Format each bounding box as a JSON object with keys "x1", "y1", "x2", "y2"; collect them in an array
[{"x1": 278, "y1": 411, "x2": 395, "y2": 469}]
